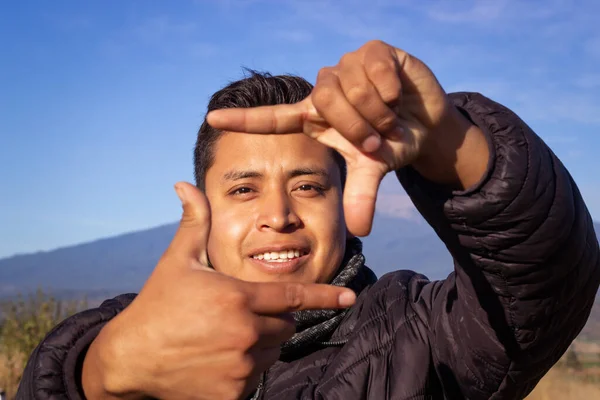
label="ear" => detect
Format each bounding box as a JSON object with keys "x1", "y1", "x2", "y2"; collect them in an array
[{"x1": 345, "y1": 228, "x2": 356, "y2": 240}]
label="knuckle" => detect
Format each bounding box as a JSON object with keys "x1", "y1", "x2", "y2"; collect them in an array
[
  {"x1": 316, "y1": 66, "x2": 333, "y2": 82},
  {"x1": 179, "y1": 210, "x2": 205, "y2": 229},
  {"x1": 345, "y1": 84, "x2": 370, "y2": 106},
  {"x1": 236, "y1": 325, "x2": 260, "y2": 349},
  {"x1": 311, "y1": 85, "x2": 336, "y2": 109},
  {"x1": 339, "y1": 52, "x2": 355, "y2": 65},
  {"x1": 285, "y1": 283, "x2": 305, "y2": 310},
  {"x1": 374, "y1": 115, "x2": 398, "y2": 132},
  {"x1": 346, "y1": 118, "x2": 371, "y2": 141},
  {"x1": 223, "y1": 289, "x2": 249, "y2": 310},
  {"x1": 380, "y1": 86, "x2": 401, "y2": 104},
  {"x1": 367, "y1": 59, "x2": 395, "y2": 77},
  {"x1": 232, "y1": 353, "x2": 256, "y2": 379},
  {"x1": 366, "y1": 39, "x2": 387, "y2": 49}
]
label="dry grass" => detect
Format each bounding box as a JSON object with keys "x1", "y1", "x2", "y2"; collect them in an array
[
  {"x1": 1, "y1": 356, "x2": 599, "y2": 400},
  {"x1": 526, "y1": 367, "x2": 600, "y2": 400},
  {"x1": 0, "y1": 352, "x2": 24, "y2": 399}
]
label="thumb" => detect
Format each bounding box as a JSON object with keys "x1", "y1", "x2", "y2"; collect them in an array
[
  {"x1": 171, "y1": 181, "x2": 211, "y2": 265},
  {"x1": 343, "y1": 165, "x2": 385, "y2": 237}
]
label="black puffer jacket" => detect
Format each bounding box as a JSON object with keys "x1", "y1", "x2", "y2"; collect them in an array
[{"x1": 17, "y1": 93, "x2": 600, "y2": 399}]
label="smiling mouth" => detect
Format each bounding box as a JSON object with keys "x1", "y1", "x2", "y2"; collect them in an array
[
  {"x1": 252, "y1": 249, "x2": 308, "y2": 262},
  {"x1": 249, "y1": 247, "x2": 310, "y2": 274}
]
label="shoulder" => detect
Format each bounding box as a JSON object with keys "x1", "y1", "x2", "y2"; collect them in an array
[
  {"x1": 367, "y1": 269, "x2": 433, "y2": 304},
  {"x1": 331, "y1": 270, "x2": 433, "y2": 341}
]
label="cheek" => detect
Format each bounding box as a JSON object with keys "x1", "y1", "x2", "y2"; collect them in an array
[
  {"x1": 320, "y1": 195, "x2": 346, "y2": 242},
  {"x1": 301, "y1": 199, "x2": 347, "y2": 281},
  {"x1": 206, "y1": 208, "x2": 249, "y2": 273}
]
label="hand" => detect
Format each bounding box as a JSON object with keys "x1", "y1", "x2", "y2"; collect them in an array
[
  {"x1": 207, "y1": 40, "x2": 455, "y2": 237},
  {"x1": 81, "y1": 182, "x2": 356, "y2": 400}
]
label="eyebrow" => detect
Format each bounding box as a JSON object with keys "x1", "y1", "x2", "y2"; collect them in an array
[
  {"x1": 222, "y1": 167, "x2": 329, "y2": 182},
  {"x1": 289, "y1": 167, "x2": 330, "y2": 179}
]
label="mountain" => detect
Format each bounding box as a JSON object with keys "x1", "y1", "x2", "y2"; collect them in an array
[
  {"x1": 0, "y1": 222, "x2": 178, "y2": 298},
  {"x1": 0, "y1": 206, "x2": 598, "y2": 299},
  {"x1": 0, "y1": 214, "x2": 449, "y2": 298}
]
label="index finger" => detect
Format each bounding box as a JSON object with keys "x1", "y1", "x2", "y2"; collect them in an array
[
  {"x1": 242, "y1": 281, "x2": 356, "y2": 314},
  {"x1": 206, "y1": 99, "x2": 310, "y2": 134}
]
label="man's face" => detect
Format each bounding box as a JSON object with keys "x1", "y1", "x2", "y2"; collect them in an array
[{"x1": 204, "y1": 132, "x2": 347, "y2": 284}]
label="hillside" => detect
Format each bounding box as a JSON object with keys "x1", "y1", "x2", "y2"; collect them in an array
[
  {"x1": 0, "y1": 208, "x2": 454, "y2": 298},
  {"x1": 0, "y1": 212, "x2": 597, "y2": 301}
]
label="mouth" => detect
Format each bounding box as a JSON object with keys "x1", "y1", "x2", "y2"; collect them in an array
[{"x1": 249, "y1": 245, "x2": 310, "y2": 274}]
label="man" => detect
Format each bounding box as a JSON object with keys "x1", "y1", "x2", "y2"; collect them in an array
[{"x1": 17, "y1": 40, "x2": 600, "y2": 399}]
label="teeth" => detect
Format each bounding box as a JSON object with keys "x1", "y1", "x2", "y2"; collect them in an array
[{"x1": 253, "y1": 249, "x2": 305, "y2": 261}]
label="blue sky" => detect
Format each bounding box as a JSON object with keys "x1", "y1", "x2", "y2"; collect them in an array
[{"x1": 1, "y1": 0, "x2": 599, "y2": 258}]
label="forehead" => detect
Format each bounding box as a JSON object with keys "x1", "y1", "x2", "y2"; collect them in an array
[{"x1": 208, "y1": 132, "x2": 337, "y2": 177}]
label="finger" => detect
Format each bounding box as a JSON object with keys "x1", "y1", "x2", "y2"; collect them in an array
[
  {"x1": 338, "y1": 53, "x2": 403, "y2": 139},
  {"x1": 206, "y1": 100, "x2": 309, "y2": 134},
  {"x1": 343, "y1": 163, "x2": 386, "y2": 237},
  {"x1": 171, "y1": 181, "x2": 211, "y2": 264},
  {"x1": 254, "y1": 314, "x2": 296, "y2": 347},
  {"x1": 243, "y1": 282, "x2": 356, "y2": 314},
  {"x1": 312, "y1": 68, "x2": 381, "y2": 153},
  {"x1": 362, "y1": 43, "x2": 404, "y2": 106}
]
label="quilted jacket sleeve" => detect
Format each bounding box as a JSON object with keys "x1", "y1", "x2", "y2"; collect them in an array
[
  {"x1": 400, "y1": 92, "x2": 600, "y2": 399},
  {"x1": 15, "y1": 294, "x2": 137, "y2": 400}
]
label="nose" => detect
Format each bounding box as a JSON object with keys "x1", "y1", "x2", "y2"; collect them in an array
[{"x1": 255, "y1": 188, "x2": 301, "y2": 232}]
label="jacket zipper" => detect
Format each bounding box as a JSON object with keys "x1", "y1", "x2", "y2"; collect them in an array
[
  {"x1": 250, "y1": 372, "x2": 266, "y2": 400},
  {"x1": 318, "y1": 338, "x2": 348, "y2": 347}
]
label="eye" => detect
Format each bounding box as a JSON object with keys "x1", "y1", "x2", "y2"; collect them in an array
[
  {"x1": 295, "y1": 184, "x2": 325, "y2": 194},
  {"x1": 230, "y1": 186, "x2": 254, "y2": 196}
]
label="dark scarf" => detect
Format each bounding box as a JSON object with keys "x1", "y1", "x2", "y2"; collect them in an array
[{"x1": 280, "y1": 237, "x2": 377, "y2": 359}]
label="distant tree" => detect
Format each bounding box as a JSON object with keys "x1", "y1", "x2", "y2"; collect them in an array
[
  {"x1": 564, "y1": 347, "x2": 582, "y2": 371},
  {"x1": 0, "y1": 289, "x2": 87, "y2": 399}
]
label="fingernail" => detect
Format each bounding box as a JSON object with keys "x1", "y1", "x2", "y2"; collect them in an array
[
  {"x1": 174, "y1": 184, "x2": 186, "y2": 204},
  {"x1": 338, "y1": 291, "x2": 356, "y2": 307},
  {"x1": 362, "y1": 134, "x2": 381, "y2": 153}
]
